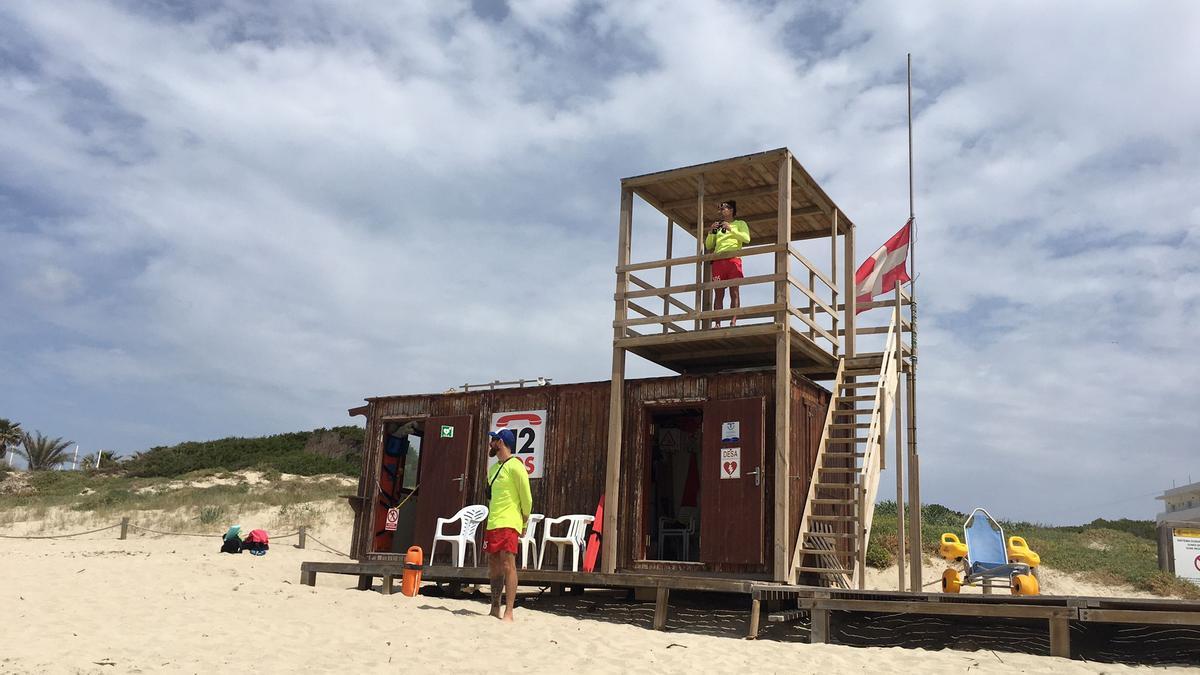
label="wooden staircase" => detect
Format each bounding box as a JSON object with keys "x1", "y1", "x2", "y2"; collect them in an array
[{"x1": 790, "y1": 312, "x2": 904, "y2": 588}]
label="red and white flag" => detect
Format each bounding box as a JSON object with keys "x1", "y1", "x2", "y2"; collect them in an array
[{"x1": 854, "y1": 219, "x2": 912, "y2": 310}]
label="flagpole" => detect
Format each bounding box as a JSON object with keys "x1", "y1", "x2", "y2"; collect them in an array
[{"x1": 905, "y1": 52, "x2": 922, "y2": 593}]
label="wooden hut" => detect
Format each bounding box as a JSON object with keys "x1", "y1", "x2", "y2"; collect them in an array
[{"x1": 339, "y1": 148, "x2": 920, "y2": 591}]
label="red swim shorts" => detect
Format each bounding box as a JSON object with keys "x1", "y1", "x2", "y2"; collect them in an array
[
  {"x1": 711, "y1": 256, "x2": 744, "y2": 281},
  {"x1": 483, "y1": 527, "x2": 519, "y2": 555}
]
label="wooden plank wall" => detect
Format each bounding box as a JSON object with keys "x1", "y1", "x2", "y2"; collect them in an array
[{"x1": 353, "y1": 371, "x2": 829, "y2": 579}]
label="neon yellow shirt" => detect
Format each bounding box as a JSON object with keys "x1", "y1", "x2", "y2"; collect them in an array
[
  {"x1": 486, "y1": 457, "x2": 532, "y2": 532},
  {"x1": 704, "y1": 219, "x2": 750, "y2": 255}
]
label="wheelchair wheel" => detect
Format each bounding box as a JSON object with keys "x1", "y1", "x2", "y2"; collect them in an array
[
  {"x1": 941, "y1": 568, "x2": 962, "y2": 593},
  {"x1": 1011, "y1": 573, "x2": 1040, "y2": 596}
]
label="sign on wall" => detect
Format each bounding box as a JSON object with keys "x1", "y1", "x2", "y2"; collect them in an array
[
  {"x1": 1174, "y1": 528, "x2": 1200, "y2": 586},
  {"x1": 488, "y1": 410, "x2": 547, "y2": 478},
  {"x1": 720, "y1": 447, "x2": 741, "y2": 479}
]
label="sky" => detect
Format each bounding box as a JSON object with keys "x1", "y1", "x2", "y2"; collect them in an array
[{"x1": 2, "y1": 0, "x2": 1197, "y2": 524}]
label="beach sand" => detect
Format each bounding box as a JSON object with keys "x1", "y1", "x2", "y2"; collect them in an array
[{"x1": 1, "y1": 504, "x2": 1191, "y2": 674}]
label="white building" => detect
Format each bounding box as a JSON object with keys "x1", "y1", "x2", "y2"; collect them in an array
[{"x1": 1157, "y1": 480, "x2": 1200, "y2": 523}]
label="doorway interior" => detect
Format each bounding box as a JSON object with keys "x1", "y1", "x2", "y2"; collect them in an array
[
  {"x1": 646, "y1": 407, "x2": 702, "y2": 562},
  {"x1": 372, "y1": 419, "x2": 424, "y2": 554}
]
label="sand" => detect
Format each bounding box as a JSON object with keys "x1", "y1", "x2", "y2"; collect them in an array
[{"x1": 1, "y1": 505, "x2": 1191, "y2": 674}]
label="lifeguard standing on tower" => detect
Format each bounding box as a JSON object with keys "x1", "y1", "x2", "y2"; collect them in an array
[{"x1": 704, "y1": 200, "x2": 749, "y2": 325}]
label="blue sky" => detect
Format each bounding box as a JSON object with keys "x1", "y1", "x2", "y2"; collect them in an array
[{"x1": 2, "y1": 0, "x2": 1197, "y2": 523}]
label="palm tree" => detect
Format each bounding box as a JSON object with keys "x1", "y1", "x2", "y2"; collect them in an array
[
  {"x1": 16, "y1": 431, "x2": 73, "y2": 471},
  {"x1": 0, "y1": 419, "x2": 21, "y2": 465}
]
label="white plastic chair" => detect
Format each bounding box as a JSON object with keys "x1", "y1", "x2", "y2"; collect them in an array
[
  {"x1": 430, "y1": 504, "x2": 488, "y2": 567},
  {"x1": 657, "y1": 512, "x2": 696, "y2": 561},
  {"x1": 519, "y1": 514, "x2": 545, "y2": 569},
  {"x1": 538, "y1": 514, "x2": 594, "y2": 571}
]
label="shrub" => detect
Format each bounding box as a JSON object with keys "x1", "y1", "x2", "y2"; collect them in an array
[{"x1": 198, "y1": 505, "x2": 226, "y2": 525}]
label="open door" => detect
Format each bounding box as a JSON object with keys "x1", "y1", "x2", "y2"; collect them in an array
[
  {"x1": 699, "y1": 397, "x2": 766, "y2": 565},
  {"x1": 412, "y1": 415, "x2": 474, "y2": 559}
]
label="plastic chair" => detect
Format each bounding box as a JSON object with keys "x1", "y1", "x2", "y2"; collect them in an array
[
  {"x1": 538, "y1": 514, "x2": 594, "y2": 571},
  {"x1": 657, "y1": 512, "x2": 696, "y2": 560},
  {"x1": 519, "y1": 514, "x2": 545, "y2": 569},
  {"x1": 430, "y1": 504, "x2": 488, "y2": 567}
]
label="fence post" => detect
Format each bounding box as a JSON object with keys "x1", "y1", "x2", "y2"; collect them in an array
[
  {"x1": 119, "y1": 517, "x2": 129, "y2": 540},
  {"x1": 298, "y1": 526, "x2": 307, "y2": 549}
]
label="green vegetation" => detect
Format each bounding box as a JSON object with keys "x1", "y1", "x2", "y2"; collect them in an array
[
  {"x1": 120, "y1": 426, "x2": 364, "y2": 478},
  {"x1": 15, "y1": 431, "x2": 73, "y2": 470},
  {"x1": 0, "y1": 418, "x2": 21, "y2": 463},
  {"x1": 868, "y1": 501, "x2": 1200, "y2": 600}
]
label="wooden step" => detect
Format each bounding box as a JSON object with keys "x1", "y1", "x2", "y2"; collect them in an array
[
  {"x1": 811, "y1": 498, "x2": 857, "y2": 505},
  {"x1": 839, "y1": 395, "x2": 877, "y2": 403},
  {"x1": 817, "y1": 467, "x2": 858, "y2": 474},
  {"x1": 808, "y1": 514, "x2": 859, "y2": 521},
  {"x1": 828, "y1": 422, "x2": 871, "y2": 429},
  {"x1": 803, "y1": 531, "x2": 855, "y2": 539},
  {"x1": 823, "y1": 451, "x2": 866, "y2": 458},
  {"x1": 826, "y1": 436, "x2": 869, "y2": 444},
  {"x1": 831, "y1": 409, "x2": 870, "y2": 416},
  {"x1": 794, "y1": 546, "x2": 853, "y2": 558},
  {"x1": 795, "y1": 565, "x2": 855, "y2": 575},
  {"x1": 814, "y1": 483, "x2": 863, "y2": 490},
  {"x1": 842, "y1": 368, "x2": 880, "y2": 376},
  {"x1": 839, "y1": 381, "x2": 879, "y2": 389}
]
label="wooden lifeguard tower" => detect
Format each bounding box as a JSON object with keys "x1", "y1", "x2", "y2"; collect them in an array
[{"x1": 603, "y1": 148, "x2": 922, "y2": 588}]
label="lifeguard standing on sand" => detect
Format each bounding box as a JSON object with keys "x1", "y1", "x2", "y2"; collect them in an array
[
  {"x1": 483, "y1": 428, "x2": 533, "y2": 622},
  {"x1": 704, "y1": 200, "x2": 750, "y2": 325}
]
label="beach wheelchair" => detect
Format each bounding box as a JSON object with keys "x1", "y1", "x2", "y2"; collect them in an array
[{"x1": 939, "y1": 508, "x2": 1040, "y2": 596}]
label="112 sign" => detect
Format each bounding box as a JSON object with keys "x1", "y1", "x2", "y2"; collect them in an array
[{"x1": 489, "y1": 410, "x2": 547, "y2": 478}]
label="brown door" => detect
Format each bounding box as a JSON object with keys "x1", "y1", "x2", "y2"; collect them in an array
[
  {"x1": 700, "y1": 397, "x2": 766, "y2": 565},
  {"x1": 412, "y1": 415, "x2": 474, "y2": 558}
]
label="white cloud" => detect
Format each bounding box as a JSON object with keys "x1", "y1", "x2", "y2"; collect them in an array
[{"x1": 0, "y1": 0, "x2": 1197, "y2": 522}]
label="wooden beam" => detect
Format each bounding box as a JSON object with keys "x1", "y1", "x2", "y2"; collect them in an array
[
  {"x1": 662, "y1": 183, "x2": 777, "y2": 210},
  {"x1": 742, "y1": 205, "x2": 822, "y2": 228},
  {"x1": 618, "y1": 273, "x2": 782, "y2": 302},
  {"x1": 603, "y1": 187, "x2": 633, "y2": 575},
  {"x1": 653, "y1": 586, "x2": 670, "y2": 630},
  {"x1": 620, "y1": 147, "x2": 786, "y2": 188},
  {"x1": 788, "y1": 308, "x2": 837, "y2": 346},
  {"x1": 615, "y1": 323, "x2": 778, "y2": 348},
  {"x1": 842, "y1": 214, "x2": 855, "y2": 358},
  {"x1": 616, "y1": 242, "x2": 786, "y2": 274},
  {"x1": 774, "y1": 153, "x2": 793, "y2": 583},
  {"x1": 627, "y1": 301, "x2": 685, "y2": 333},
  {"x1": 663, "y1": 216, "x2": 673, "y2": 334},
  {"x1": 695, "y1": 175, "x2": 705, "y2": 331},
  {"x1": 789, "y1": 246, "x2": 837, "y2": 292},
  {"x1": 787, "y1": 275, "x2": 837, "y2": 317},
  {"x1": 616, "y1": 303, "x2": 785, "y2": 328},
  {"x1": 1049, "y1": 615, "x2": 1070, "y2": 658}
]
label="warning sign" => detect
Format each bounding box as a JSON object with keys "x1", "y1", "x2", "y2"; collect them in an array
[
  {"x1": 1174, "y1": 528, "x2": 1200, "y2": 585},
  {"x1": 720, "y1": 447, "x2": 740, "y2": 479},
  {"x1": 489, "y1": 410, "x2": 547, "y2": 478},
  {"x1": 384, "y1": 507, "x2": 399, "y2": 532}
]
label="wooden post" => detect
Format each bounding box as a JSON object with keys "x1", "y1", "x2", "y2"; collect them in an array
[
  {"x1": 773, "y1": 154, "x2": 793, "y2": 583},
  {"x1": 747, "y1": 593, "x2": 762, "y2": 639},
  {"x1": 809, "y1": 596, "x2": 831, "y2": 644},
  {"x1": 653, "y1": 586, "x2": 670, "y2": 630},
  {"x1": 1049, "y1": 615, "x2": 1070, "y2": 658},
  {"x1": 603, "y1": 187, "x2": 634, "y2": 575},
  {"x1": 830, "y1": 210, "x2": 839, "y2": 356},
  {"x1": 842, "y1": 214, "x2": 855, "y2": 357},
  {"x1": 298, "y1": 525, "x2": 307, "y2": 549},
  {"x1": 119, "y1": 517, "x2": 128, "y2": 540},
  {"x1": 694, "y1": 175, "x2": 705, "y2": 331},
  {"x1": 663, "y1": 217, "x2": 674, "y2": 334},
  {"x1": 907, "y1": 368, "x2": 922, "y2": 592},
  {"x1": 894, "y1": 283, "x2": 906, "y2": 592},
  {"x1": 357, "y1": 574, "x2": 372, "y2": 591},
  {"x1": 382, "y1": 574, "x2": 394, "y2": 595},
  {"x1": 300, "y1": 569, "x2": 316, "y2": 586}
]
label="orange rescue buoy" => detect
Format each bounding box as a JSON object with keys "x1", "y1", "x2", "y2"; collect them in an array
[{"x1": 401, "y1": 546, "x2": 424, "y2": 597}]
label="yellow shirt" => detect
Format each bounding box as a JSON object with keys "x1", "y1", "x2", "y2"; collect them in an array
[
  {"x1": 704, "y1": 219, "x2": 750, "y2": 255},
  {"x1": 486, "y1": 457, "x2": 533, "y2": 532}
]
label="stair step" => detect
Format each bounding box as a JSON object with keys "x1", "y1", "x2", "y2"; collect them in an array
[
  {"x1": 817, "y1": 467, "x2": 858, "y2": 473},
  {"x1": 823, "y1": 451, "x2": 866, "y2": 458},
  {"x1": 794, "y1": 546, "x2": 854, "y2": 557},
  {"x1": 811, "y1": 498, "x2": 857, "y2": 505},
  {"x1": 803, "y1": 531, "x2": 855, "y2": 539},
  {"x1": 842, "y1": 368, "x2": 880, "y2": 376},
  {"x1": 839, "y1": 381, "x2": 879, "y2": 389},
  {"x1": 809, "y1": 514, "x2": 859, "y2": 521},
  {"x1": 839, "y1": 395, "x2": 877, "y2": 402},
  {"x1": 814, "y1": 483, "x2": 863, "y2": 490},
  {"x1": 828, "y1": 422, "x2": 871, "y2": 429},
  {"x1": 827, "y1": 437, "x2": 870, "y2": 444},
  {"x1": 795, "y1": 565, "x2": 855, "y2": 575},
  {"x1": 831, "y1": 409, "x2": 870, "y2": 416}
]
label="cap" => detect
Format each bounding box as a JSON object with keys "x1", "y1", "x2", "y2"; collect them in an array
[{"x1": 488, "y1": 428, "x2": 517, "y2": 450}]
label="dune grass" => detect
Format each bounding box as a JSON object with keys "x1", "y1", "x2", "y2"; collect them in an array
[{"x1": 867, "y1": 501, "x2": 1200, "y2": 599}]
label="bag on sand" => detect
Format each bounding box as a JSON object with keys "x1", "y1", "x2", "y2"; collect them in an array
[
  {"x1": 221, "y1": 525, "x2": 243, "y2": 554},
  {"x1": 243, "y1": 528, "x2": 270, "y2": 556}
]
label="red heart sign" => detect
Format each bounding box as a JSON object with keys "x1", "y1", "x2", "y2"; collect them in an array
[{"x1": 723, "y1": 461, "x2": 738, "y2": 476}]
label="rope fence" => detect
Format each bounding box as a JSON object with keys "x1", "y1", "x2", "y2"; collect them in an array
[{"x1": 0, "y1": 517, "x2": 334, "y2": 554}]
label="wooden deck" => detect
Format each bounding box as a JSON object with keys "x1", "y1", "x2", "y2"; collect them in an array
[
  {"x1": 300, "y1": 559, "x2": 1200, "y2": 663},
  {"x1": 616, "y1": 323, "x2": 838, "y2": 375}
]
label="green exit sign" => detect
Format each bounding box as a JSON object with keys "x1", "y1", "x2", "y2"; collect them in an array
[{"x1": 440, "y1": 425, "x2": 454, "y2": 438}]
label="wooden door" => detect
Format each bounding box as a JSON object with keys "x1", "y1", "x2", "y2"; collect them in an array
[
  {"x1": 699, "y1": 397, "x2": 766, "y2": 565},
  {"x1": 412, "y1": 415, "x2": 474, "y2": 557}
]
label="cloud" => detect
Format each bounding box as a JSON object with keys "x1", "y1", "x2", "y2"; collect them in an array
[{"x1": 0, "y1": 0, "x2": 1197, "y2": 522}]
